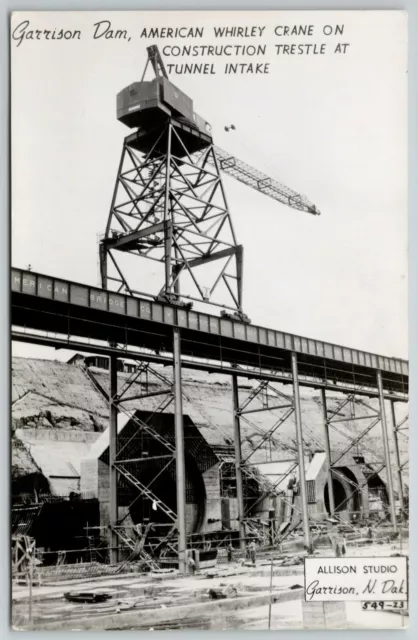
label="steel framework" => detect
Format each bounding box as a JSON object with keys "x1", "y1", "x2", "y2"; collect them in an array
[
  {"x1": 93, "y1": 355, "x2": 184, "y2": 568},
  {"x1": 99, "y1": 45, "x2": 321, "y2": 323},
  {"x1": 390, "y1": 401, "x2": 409, "y2": 521},
  {"x1": 12, "y1": 315, "x2": 409, "y2": 573},
  {"x1": 211, "y1": 147, "x2": 320, "y2": 215},
  {"x1": 10, "y1": 46, "x2": 409, "y2": 580},
  {"x1": 100, "y1": 122, "x2": 246, "y2": 318},
  {"x1": 319, "y1": 379, "x2": 407, "y2": 533},
  {"x1": 228, "y1": 379, "x2": 409, "y2": 554}
]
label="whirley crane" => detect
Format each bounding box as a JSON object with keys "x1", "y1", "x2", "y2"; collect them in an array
[{"x1": 100, "y1": 45, "x2": 320, "y2": 322}]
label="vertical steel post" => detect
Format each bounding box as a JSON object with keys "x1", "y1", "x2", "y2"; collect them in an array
[
  {"x1": 164, "y1": 123, "x2": 173, "y2": 294},
  {"x1": 236, "y1": 244, "x2": 244, "y2": 314},
  {"x1": 390, "y1": 400, "x2": 405, "y2": 522},
  {"x1": 99, "y1": 242, "x2": 108, "y2": 290},
  {"x1": 232, "y1": 373, "x2": 246, "y2": 549},
  {"x1": 101, "y1": 144, "x2": 126, "y2": 290},
  {"x1": 109, "y1": 354, "x2": 118, "y2": 563},
  {"x1": 173, "y1": 248, "x2": 180, "y2": 296},
  {"x1": 320, "y1": 388, "x2": 335, "y2": 517},
  {"x1": 376, "y1": 371, "x2": 398, "y2": 533},
  {"x1": 291, "y1": 352, "x2": 311, "y2": 551},
  {"x1": 28, "y1": 546, "x2": 33, "y2": 625},
  {"x1": 268, "y1": 553, "x2": 274, "y2": 629},
  {"x1": 173, "y1": 327, "x2": 187, "y2": 574}
]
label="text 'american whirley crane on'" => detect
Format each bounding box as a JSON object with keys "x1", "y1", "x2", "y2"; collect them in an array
[{"x1": 100, "y1": 45, "x2": 320, "y2": 322}]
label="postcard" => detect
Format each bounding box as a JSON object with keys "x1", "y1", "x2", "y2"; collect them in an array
[{"x1": 10, "y1": 10, "x2": 408, "y2": 630}]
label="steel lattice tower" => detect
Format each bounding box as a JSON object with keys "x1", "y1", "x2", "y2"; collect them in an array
[{"x1": 100, "y1": 48, "x2": 246, "y2": 319}]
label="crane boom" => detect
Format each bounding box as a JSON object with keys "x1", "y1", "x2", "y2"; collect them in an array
[
  {"x1": 146, "y1": 45, "x2": 168, "y2": 78},
  {"x1": 141, "y1": 45, "x2": 319, "y2": 216},
  {"x1": 211, "y1": 146, "x2": 320, "y2": 215}
]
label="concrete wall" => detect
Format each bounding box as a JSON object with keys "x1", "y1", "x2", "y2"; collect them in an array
[
  {"x1": 80, "y1": 458, "x2": 111, "y2": 527},
  {"x1": 200, "y1": 463, "x2": 221, "y2": 533},
  {"x1": 253, "y1": 495, "x2": 272, "y2": 521},
  {"x1": 16, "y1": 428, "x2": 99, "y2": 443},
  {"x1": 186, "y1": 503, "x2": 199, "y2": 533},
  {"x1": 80, "y1": 458, "x2": 100, "y2": 497},
  {"x1": 229, "y1": 497, "x2": 239, "y2": 530}
]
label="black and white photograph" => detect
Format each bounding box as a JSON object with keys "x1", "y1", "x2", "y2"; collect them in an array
[{"x1": 10, "y1": 10, "x2": 409, "y2": 630}]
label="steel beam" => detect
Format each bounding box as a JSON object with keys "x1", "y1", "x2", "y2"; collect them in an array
[
  {"x1": 115, "y1": 389, "x2": 171, "y2": 405},
  {"x1": 173, "y1": 327, "x2": 187, "y2": 574},
  {"x1": 291, "y1": 352, "x2": 311, "y2": 551},
  {"x1": 389, "y1": 400, "x2": 406, "y2": 522},
  {"x1": 11, "y1": 332, "x2": 408, "y2": 402},
  {"x1": 109, "y1": 222, "x2": 167, "y2": 249},
  {"x1": 109, "y1": 353, "x2": 119, "y2": 563},
  {"x1": 179, "y1": 246, "x2": 238, "y2": 270},
  {"x1": 232, "y1": 373, "x2": 246, "y2": 549},
  {"x1": 238, "y1": 403, "x2": 294, "y2": 416},
  {"x1": 320, "y1": 388, "x2": 335, "y2": 517},
  {"x1": 99, "y1": 242, "x2": 108, "y2": 290},
  {"x1": 164, "y1": 123, "x2": 173, "y2": 294},
  {"x1": 376, "y1": 371, "x2": 398, "y2": 533}
]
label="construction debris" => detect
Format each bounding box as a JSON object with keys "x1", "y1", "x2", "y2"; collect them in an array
[
  {"x1": 208, "y1": 586, "x2": 239, "y2": 599},
  {"x1": 64, "y1": 592, "x2": 112, "y2": 604}
]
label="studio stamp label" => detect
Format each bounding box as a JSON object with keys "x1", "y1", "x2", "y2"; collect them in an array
[{"x1": 304, "y1": 557, "x2": 408, "y2": 602}]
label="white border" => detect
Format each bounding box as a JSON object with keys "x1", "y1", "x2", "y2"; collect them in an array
[{"x1": 2, "y1": 1, "x2": 416, "y2": 638}]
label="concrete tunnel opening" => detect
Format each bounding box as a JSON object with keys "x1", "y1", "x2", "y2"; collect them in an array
[
  {"x1": 124, "y1": 453, "x2": 207, "y2": 534},
  {"x1": 99, "y1": 410, "x2": 216, "y2": 535},
  {"x1": 324, "y1": 478, "x2": 348, "y2": 514},
  {"x1": 324, "y1": 467, "x2": 361, "y2": 515}
]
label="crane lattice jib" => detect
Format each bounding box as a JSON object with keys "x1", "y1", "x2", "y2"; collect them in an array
[{"x1": 212, "y1": 146, "x2": 320, "y2": 216}]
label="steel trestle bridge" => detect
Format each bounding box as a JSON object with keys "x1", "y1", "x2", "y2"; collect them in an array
[{"x1": 12, "y1": 266, "x2": 408, "y2": 569}]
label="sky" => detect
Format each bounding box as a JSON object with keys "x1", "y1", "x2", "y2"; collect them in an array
[{"x1": 11, "y1": 10, "x2": 408, "y2": 361}]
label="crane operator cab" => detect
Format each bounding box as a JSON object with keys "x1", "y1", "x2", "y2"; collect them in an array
[{"x1": 116, "y1": 47, "x2": 212, "y2": 157}]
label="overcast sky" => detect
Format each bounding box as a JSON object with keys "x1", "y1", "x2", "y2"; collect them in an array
[{"x1": 11, "y1": 10, "x2": 408, "y2": 361}]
